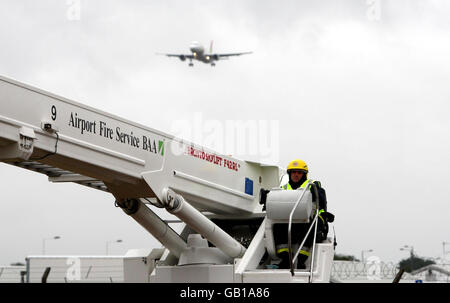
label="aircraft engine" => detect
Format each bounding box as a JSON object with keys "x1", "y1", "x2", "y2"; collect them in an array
[{"x1": 179, "y1": 55, "x2": 186, "y2": 61}]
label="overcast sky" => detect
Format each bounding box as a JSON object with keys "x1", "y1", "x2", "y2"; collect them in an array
[{"x1": 1, "y1": 0, "x2": 450, "y2": 266}]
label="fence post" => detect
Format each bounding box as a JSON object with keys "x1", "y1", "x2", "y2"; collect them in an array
[
  {"x1": 20, "y1": 271, "x2": 27, "y2": 283},
  {"x1": 26, "y1": 258, "x2": 30, "y2": 283}
]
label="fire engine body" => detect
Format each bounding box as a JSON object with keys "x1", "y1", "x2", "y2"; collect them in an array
[{"x1": 0, "y1": 75, "x2": 334, "y2": 283}]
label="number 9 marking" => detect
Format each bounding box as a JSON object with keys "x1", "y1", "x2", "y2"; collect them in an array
[{"x1": 51, "y1": 105, "x2": 57, "y2": 121}]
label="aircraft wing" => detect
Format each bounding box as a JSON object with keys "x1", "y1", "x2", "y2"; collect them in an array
[
  {"x1": 217, "y1": 51, "x2": 253, "y2": 58},
  {"x1": 156, "y1": 53, "x2": 194, "y2": 60}
]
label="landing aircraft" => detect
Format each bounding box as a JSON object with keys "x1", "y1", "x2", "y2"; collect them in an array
[{"x1": 158, "y1": 41, "x2": 252, "y2": 66}]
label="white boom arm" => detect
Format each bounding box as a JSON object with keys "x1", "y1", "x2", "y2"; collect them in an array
[
  {"x1": 0, "y1": 75, "x2": 281, "y2": 212},
  {"x1": 0, "y1": 75, "x2": 281, "y2": 260}
]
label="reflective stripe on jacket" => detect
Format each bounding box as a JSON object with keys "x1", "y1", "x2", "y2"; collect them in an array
[{"x1": 281, "y1": 179, "x2": 311, "y2": 190}]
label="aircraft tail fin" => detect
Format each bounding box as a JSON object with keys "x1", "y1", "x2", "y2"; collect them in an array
[{"x1": 210, "y1": 40, "x2": 214, "y2": 54}]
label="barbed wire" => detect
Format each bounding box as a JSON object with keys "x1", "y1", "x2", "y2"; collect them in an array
[{"x1": 331, "y1": 261, "x2": 450, "y2": 281}]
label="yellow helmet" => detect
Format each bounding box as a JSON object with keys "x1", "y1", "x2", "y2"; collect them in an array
[{"x1": 287, "y1": 159, "x2": 308, "y2": 173}]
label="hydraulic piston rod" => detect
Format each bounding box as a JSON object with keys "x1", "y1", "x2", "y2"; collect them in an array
[
  {"x1": 161, "y1": 188, "x2": 246, "y2": 259},
  {"x1": 115, "y1": 198, "x2": 187, "y2": 258}
]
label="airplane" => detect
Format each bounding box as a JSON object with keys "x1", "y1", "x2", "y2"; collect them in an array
[{"x1": 157, "y1": 41, "x2": 252, "y2": 67}]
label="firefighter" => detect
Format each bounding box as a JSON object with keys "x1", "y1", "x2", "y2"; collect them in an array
[{"x1": 275, "y1": 159, "x2": 332, "y2": 269}]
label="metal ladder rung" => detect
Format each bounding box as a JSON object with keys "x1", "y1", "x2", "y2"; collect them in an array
[{"x1": 8, "y1": 161, "x2": 109, "y2": 193}]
